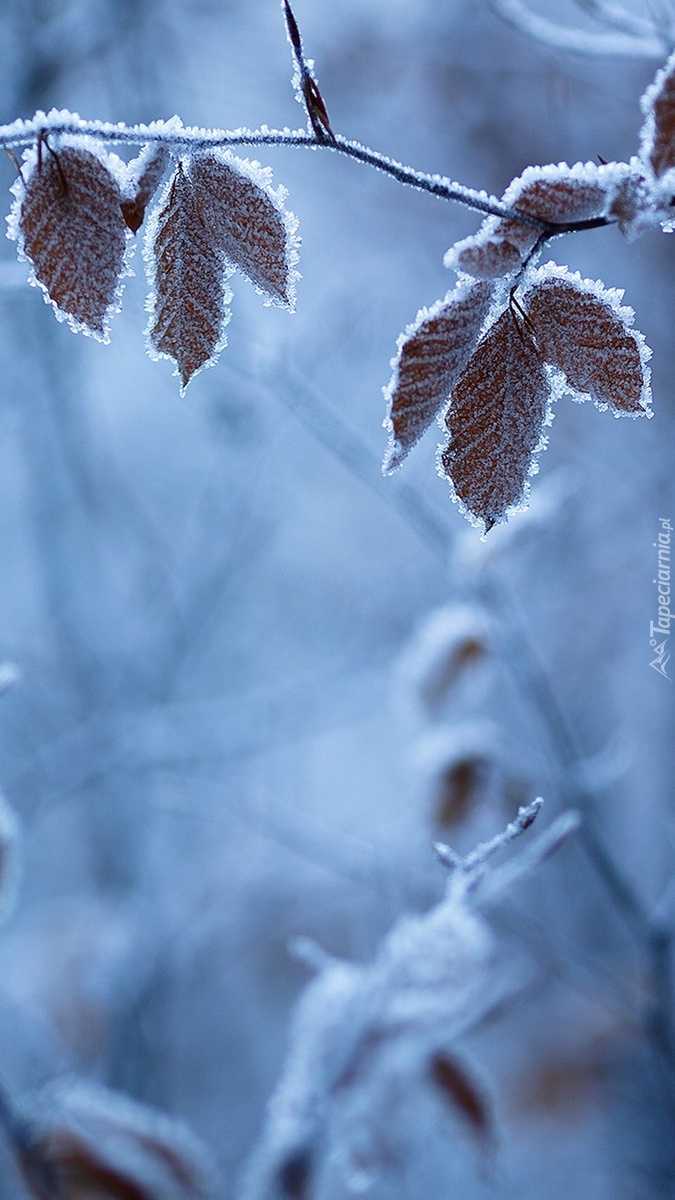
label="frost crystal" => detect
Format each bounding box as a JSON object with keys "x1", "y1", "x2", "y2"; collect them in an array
[
  {"x1": 439, "y1": 306, "x2": 552, "y2": 532},
  {"x1": 383, "y1": 279, "x2": 494, "y2": 470},
  {"x1": 8, "y1": 137, "x2": 133, "y2": 342},
  {"x1": 524, "y1": 263, "x2": 653, "y2": 417}
]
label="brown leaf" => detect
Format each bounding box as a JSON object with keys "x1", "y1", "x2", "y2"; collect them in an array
[
  {"x1": 507, "y1": 163, "x2": 609, "y2": 226},
  {"x1": 121, "y1": 145, "x2": 171, "y2": 233},
  {"x1": 18, "y1": 143, "x2": 128, "y2": 340},
  {"x1": 383, "y1": 280, "x2": 494, "y2": 471},
  {"x1": 187, "y1": 152, "x2": 297, "y2": 306},
  {"x1": 418, "y1": 636, "x2": 489, "y2": 712},
  {"x1": 642, "y1": 52, "x2": 675, "y2": 177},
  {"x1": 435, "y1": 756, "x2": 492, "y2": 828},
  {"x1": 447, "y1": 164, "x2": 609, "y2": 282},
  {"x1": 21, "y1": 1083, "x2": 217, "y2": 1200},
  {"x1": 524, "y1": 273, "x2": 650, "y2": 414},
  {"x1": 451, "y1": 233, "x2": 525, "y2": 280},
  {"x1": 440, "y1": 307, "x2": 550, "y2": 531},
  {"x1": 147, "y1": 163, "x2": 232, "y2": 391},
  {"x1": 429, "y1": 1052, "x2": 497, "y2": 1158}
]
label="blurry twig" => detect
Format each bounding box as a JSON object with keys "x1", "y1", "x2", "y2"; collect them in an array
[
  {"x1": 492, "y1": 0, "x2": 670, "y2": 57},
  {"x1": 478, "y1": 573, "x2": 675, "y2": 1104}
]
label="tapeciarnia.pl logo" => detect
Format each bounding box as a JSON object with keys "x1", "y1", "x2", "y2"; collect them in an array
[{"x1": 650, "y1": 518, "x2": 672, "y2": 680}]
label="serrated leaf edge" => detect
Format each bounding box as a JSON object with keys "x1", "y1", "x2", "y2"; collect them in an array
[
  {"x1": 6, "y1": 136, "x2": 136, "y2": 345},
  {"x1": 142, "y1": 163, "x2": 236, "y2": 396},
  {"x1": 524, "y1": 261, "x2": 653, "y2": 418},
  {"x1": 188, "y1": 147, "x2": 301, "y2": 312},
  {"x1": 382, "y1": 276, "x2": 496, "y2": 474},
  {"x1": 434, "y1": 303, "x2": 556, "y2": 536}
]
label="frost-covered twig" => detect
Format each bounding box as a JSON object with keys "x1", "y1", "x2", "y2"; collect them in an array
[
  {"x1": 0, "y1": 113, "x2": 551, "y2": 226},
  {"x1": 241, "y1": 804, "x2": 576, "y2": 1200},
  {"x1": 493, "y1": 0, "x2": 671, "y2": 58},
  {"x1": 434, "y1": 796, "x2": 543, "y2": 874}
]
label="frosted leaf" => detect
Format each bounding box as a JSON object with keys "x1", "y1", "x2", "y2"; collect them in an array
[
  {"x1": 446, "y1": 162, "x2": 614, "y2": 282},
  {"x1": 524, "y1": 266, "x2": 652, "y2": 415},
  {"x1": 145, "y1": 162, "x2": 233, "y2": 392},
  {"x1": 121, "y1": 144, "x2": 171, "y2": 233},
  {"x1": 504, "y1": 161, "x2": 611, "y2": 225},
  {"x1": 22, "y1": 1080, "x2": 218, "y2": 1200},
  {"x1": 447, "y1": 230, "x2": 525, "y2": 280},
  {"x1": 439, "y1": 307, "x2": 551, "y2": 532},
  {"x1": 242, "y1": 887, "x2": 492, "y2": 1200},
  {"x1": 188, "y1": 150, "x2": 299, "y2": 307},
  {"x1": 395, "y1": 604, "x2": 494, "y2": 720},
  {"x1": 0, "y1": 792, "x2": 19, "y2": 923},
  {"x1": 641, "y1": 49, "x2": 675, "y2": 177},
  {"x1": 11, "y1": 141, "x2": 129, "y2": 341},
  {"x1": 605, "y1": 162, "x2": 655, "y2": 240},
  {"x1": 383, "y1": 280, "x2": 494, "y2": 470}
]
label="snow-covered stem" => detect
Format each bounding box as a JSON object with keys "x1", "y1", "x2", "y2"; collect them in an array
[{"x1": 0, "y1": 115, "x2": 553, "y2": 226}]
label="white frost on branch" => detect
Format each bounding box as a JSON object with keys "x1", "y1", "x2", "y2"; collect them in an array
[{"x1": 241, "y1": 803, "x2": 578, "y2": 1200}]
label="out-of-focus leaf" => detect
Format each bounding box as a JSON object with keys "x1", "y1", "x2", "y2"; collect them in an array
[
  {"x1": 21, "y1": 1082, "x2": 218, "y2": 1200},
  {"x1": 434, "y1": 756, "x2": 492, "y2": 828},
  {"x1": 429, "y1": 1051, "x2": 496, "y2": 1157}
]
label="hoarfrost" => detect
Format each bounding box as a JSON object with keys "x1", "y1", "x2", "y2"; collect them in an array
[
  {"x1": 524, "y1": 263, "x2": 653, "y2": 417},
  {"x1": 7, "y1": 136, "x2": 134, "y2": 343},
  {"x1": 382, "y1": 279, "x2": 494, "y2": 470},
  {"x1": 241, "y1": 884, "x2": 492, "y2": 1200}
]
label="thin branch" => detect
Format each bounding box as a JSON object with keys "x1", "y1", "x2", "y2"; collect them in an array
[
  {"x1": 0, "y1": 114, "x2": 546, "y2": 225},
  {"x1": 435, "y1": 797, "x2": 543, "y2": 873},
  {"x1": 493, "y1": 0, "x2": 669, "y2": 58}
]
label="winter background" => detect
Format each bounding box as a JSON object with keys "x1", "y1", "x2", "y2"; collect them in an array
[{"x1": 0, "y1": 0, "x2": 673, "y2": 1197}]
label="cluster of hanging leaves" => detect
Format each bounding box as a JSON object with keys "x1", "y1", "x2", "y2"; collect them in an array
[
  {"x1": 382, "y1": 48, "x2": 675, "y2": 529},
  {"x1": 6, "y1": 14, "x2": 675, "y2": 528},
  {"x1": 7, "y1": 133, "x2": 299, "y2": 393}
]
